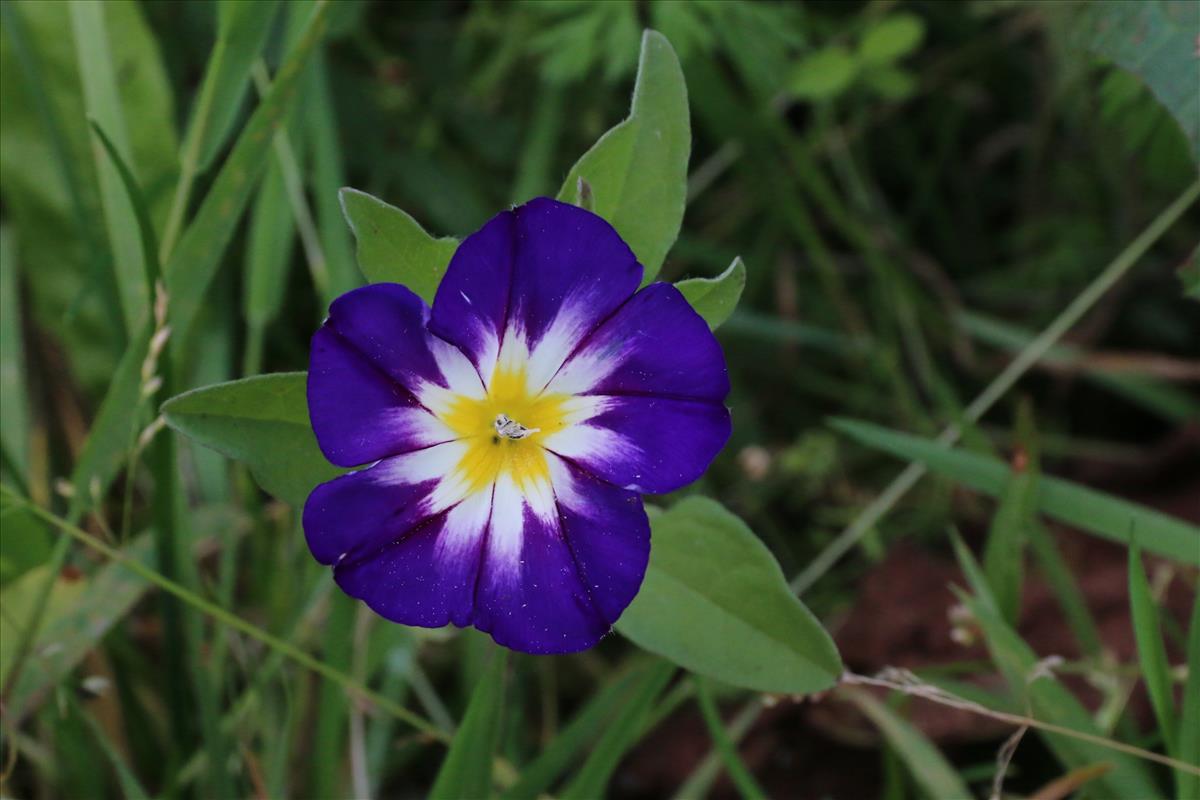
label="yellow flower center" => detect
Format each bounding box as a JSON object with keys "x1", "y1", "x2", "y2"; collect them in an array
[{"x1": 439, "y1": 366, "x2": 573, "y2": 495}]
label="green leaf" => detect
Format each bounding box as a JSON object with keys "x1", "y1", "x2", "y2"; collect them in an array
[
  {"x1": 1181, "y1": 253, "x2": 1200, "y2": 301},
  {"x1": 1178, "y1": 591, "x2": 1200, "y2": 800},
  {"x1": 502, "y1": 661, "x2": 658, "y2": 800},
  {"x1": 162, "y1": 373, "x2": 340, "y2": 508},
  {"x1": 557, "y1": 29, "x2": 689, "y2": 283},
  {"x1": 616, "y1": 496, "x2": 843, "y2": 694},
  {"x1": 244, "y1": 159, "x2": 297, "y2": 331},
  {"x1": 1078, "y1": 1, "x2": 1199, "y2": 163},
  {"x1": 338, "y1": 187, "x2": 459, "y2": 303},
  {"x1": 983, "y1": 407, "x2": 1037, "y2": 625},
  {"x1": 0, "y1": 534, "x2": 154, "y2": 721},
  {"x1": 674, "y1": 256, "x2": 746, "y2": 330},
  {"x1": 694, "y1": 676, "x2": 768, "y2": 800},
  {"x1": 560, "y1": 659, "x2": 674, "y2": 800},
  {"x1": 188, "y1": 0, "x2": 282, "y2": 173},
  {"x1": 858, "y1": 13, "x2": 926, "y2": 65},
  {"x1": 789, "y1": 46, "x2": 858, "y2": 100},
  {"x1": 1028, "y1": 522, "x2": 1104, "y2": 658},
  {"x1": 1128, "y1": 545, "x2": 1178, "y2": 754},
  {"x1": 88, "y1": 120, "x2": 161, "y2": 286},
  {"x1": 841, "y1": 688, "x2": 971, "y2": 800},
  {"x1": 66, "y1": 322, "x2": 153, "y2": 522},
  {"x1": 863, "y1": 66, "x2": 918, "y2": 101},
  {"x1": 960, "y1": 591, "x2": 1162, "y2": 799},
  {"x1": 69, "y1": 1, "x2": 148, "y2": 334},
  {"x1": 428, "y1": 650, "x2": 508, "y2": 800},
  {"x1": 165, "y1": 1, "x2": 330, "y2": 352},
  {"x1": 0, "y1": 503, "x2": 51, "y2": 586},
  {"x1": 960, "y1": 311, "x2": 1200, "y2": 423},
  {"x1": 0, "y1": 226, "x2": 30, "y2": 484},
  {"x1": 831, "y1": 418, "x2": 1200, "y2": 566}
]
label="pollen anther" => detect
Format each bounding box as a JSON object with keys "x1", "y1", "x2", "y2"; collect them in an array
[{"x1": 494, "y1": 413, "x2": 540, "y2": 440}]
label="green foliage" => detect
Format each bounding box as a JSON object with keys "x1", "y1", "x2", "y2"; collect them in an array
[
  {"x1": 161, "y1": 373, "x2": 340, "y2": 508},
  {"x1": 338, "y1": 187, "x2": 459, "y2": 302},
  {"x1": 428, "y1": 650, "x2": 508, "y2": 800},
  {"x1": 832, "y1": 418, "x2": 1200, "y2": 565},
  {"x1": 1179, "y1": 593, "x2": 1200, "y2": 800},
  {"x1": 1078, "y1": 0, "x2": 1199, "y2": 163},
  {"x1": 1128, "y1": 546, "x2": 1178, "y2": 754},
  {"x1": 559, "y1": 659, "x2": 675, "y2": 799},
  {"x1": 617, "y1": 496, "x2": 843, "y2": 694},
  {"x1": 557, "y1": 30, "x2": 689, "y2": 283},
  {"x1": 185, "y1": 0, "x2": 282, "y2": 174},
  {"x1": 674, "y1": 256, "x2": 747, "y2": 329},
  {"x1": 842, "y1": 688, "x2": 971, "y2": 800},
  {"x1": 164, "y1": 1, "x2": 331, "y2": 351},
  {"x1": 0, "y1": 226, "x2": 28, "y2": 484}
]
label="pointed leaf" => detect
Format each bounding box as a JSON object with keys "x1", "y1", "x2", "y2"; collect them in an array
[
  {"x1": 1178, "y1": 591, "x2": 1200, "y2": 800},
  {"x1": 338, "y1": 187, "x2": 459, "y2": 302},
  {"x1": 831, "y1": 418, "x2": 1200, "y2": 566},
  {"x1": 429, "y1": 651, "x2": 508, "y2": 800},
  {"x1": 1128, "y1": 546, "x2": 1178, "y2": 754},
  {"x1": 841, "y1": 688, "x2": 971, "y2": 800},
  {"x1": 675, "y1": 256, "x2": 746, "y2": 330},
  {"x1": 617, "y1": 497, "x2": 843, "y2": 694},
  {"x1": 165, "y1": 1, "x2": 330, "y2": 351},
  {"x1": 557, "y1": 30, "x2": 689, "y2": 282},
  {"x1": 162, "y1": 373, "x2": 340, "y2": 508}
]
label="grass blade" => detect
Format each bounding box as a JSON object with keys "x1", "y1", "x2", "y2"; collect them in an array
[
  {"x1": 1178, "y1": 591, "x2": 1200, "y2": 800},
  {"x1": 1128, "y1": 545, "x2": 1178, "y2": 754},
  {"x1": 160, "y1": 0, "x2": 282, "y2": 258},
  {"x1": 1027, "y1": 522, "x2": 1104, "y2": 658},
  {"x1": 429, "y1": 650, "x2": 509, "y2": 800},
  {"x1": 68, "y1": 0, "x2": 148, "y2": 333},
  {"x1": 694, "y1": 676, "x2": 768, "y2": 800},
  {"x1": 831, "y1": 418, "x2": 1200, "y2": 566},
  {"x1": 560, "y1": 660, "x2": 675, "y2": 799},
  {"x1": 0, "y1": 226, "x2": 30, "y2": 486},
  {"x1": 164, "y1": 0, "x2": 331, "y2": 355},
  {"x1": 982, "y1": 404, "x2": 1038, "y2": 624},
  {"x1": 841, "y1": 687, "x2": 972, "y2": 800}
]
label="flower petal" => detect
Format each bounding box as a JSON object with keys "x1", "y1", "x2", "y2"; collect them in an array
[
  {"x1": 472, "y1": 456, "x2": 649, "y2": 654},
  {"x1": 546, "y1": 283, "x2": 730, "y2": 401},
  {"x1": 429, "y1": 198, "x2": 643, "y2": 392},
  {"x1": 541, "y1": 395, "x2": 731, "y2": 494},
  {"x1": 302, "y1": 440, "x2": 470, "y2": 565},
  {"x1": 309, "y1": 283, "x2": 481, "y2": 466}
]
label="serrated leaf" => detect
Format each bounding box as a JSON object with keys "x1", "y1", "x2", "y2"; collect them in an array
[
  {"x1": 557, "y1": 29, "x2": 689, "y2": 283},
  {"x1": 616, "y1": 496, "x2": 843, "y2": 694},
  {"x1": 338, "y1": 187, "x2": 458, "y2": 303},
  {"x1": 674, "y1": 256, "x2": 746, "y2": 330},
  {"x1": 831, "y1": 418, "x2": 1200, "y2": 565},
  {"x1": 428, "y1": 651, "x2": 508, "y2": 800},
  {"x1": 162, "y1": 373, "x2": 341, "y2": 508},
  {"x1": 859, "y1": 13, "x2": 925, "y2": 65},
  {"x1": 789, "y1": 46, "x2": 858, "y2": 100}
]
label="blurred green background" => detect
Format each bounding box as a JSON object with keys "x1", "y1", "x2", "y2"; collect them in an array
[{"x1": 1, "y1": 1, "x2": 1197, "y2": 798}]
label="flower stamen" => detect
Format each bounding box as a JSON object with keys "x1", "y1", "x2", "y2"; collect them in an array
[{"x1": 494, "y1": 413, "x2": 540, "y2": 440}]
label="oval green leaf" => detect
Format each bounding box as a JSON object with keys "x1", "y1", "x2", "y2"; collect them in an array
[
  {"x1": 161, "y1": 373, "x2": 340, "y2": 507},
  {"x1": 858, "y1": 13, "x2": 925, "y2": 65},
  {"x1": 674, "y1": 256, "x2": 746, "y2": 330},
  {"x1": 338, "y1": 187, "x2": 459, "y2": 303},
  {"x1": 616, "y1": 496, "x2": 843, "y2": 694},
  {"x1": 557, "y1": 29, "x2": 689, "y2": 283}
]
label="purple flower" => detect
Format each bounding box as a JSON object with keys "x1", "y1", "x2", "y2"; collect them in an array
[{"x1": 303, "y1": 198, "x2": 731, "y2": 654}]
